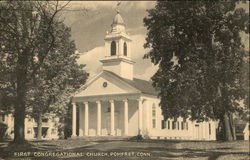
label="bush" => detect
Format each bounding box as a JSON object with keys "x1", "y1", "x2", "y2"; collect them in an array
[
  {"x1": 0, "y1": 122, "x2": 8, "y2": 140},
  {"x1": 128, "y1": 134, "x2": 144, "y2": 141}
]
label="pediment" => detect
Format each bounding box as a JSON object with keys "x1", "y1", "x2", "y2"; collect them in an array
[{"x1": 74, "y1": 71, "x2": 140, "y2": 97}]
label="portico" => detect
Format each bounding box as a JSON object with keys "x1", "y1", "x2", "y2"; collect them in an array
[{"x1": 72, "y1": 95, "x2": 143, "y2": 137}]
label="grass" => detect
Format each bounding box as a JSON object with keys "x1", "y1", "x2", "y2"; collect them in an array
[{"x1": 0, "y1": 138, "x2": 249, "y2": 160}]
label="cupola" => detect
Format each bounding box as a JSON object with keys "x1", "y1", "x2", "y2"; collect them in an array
[{"x1": 100, "y1": 10, "x2": 134, "y2": 80}]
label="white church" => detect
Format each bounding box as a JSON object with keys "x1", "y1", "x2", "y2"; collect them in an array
[{"x1": 71, "y1": 11, "x2": 217, "y2": 141}]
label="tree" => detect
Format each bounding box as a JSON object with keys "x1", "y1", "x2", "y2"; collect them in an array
[
  {"x1": 0, "y1": 1, "x2": 88, "y2": 143},
  {"x1": 26, "y1": 22, "x2": 88, "y2": 140},
  {"x1": 144, "y1": 1, "x2": 249, "y2": 141}
]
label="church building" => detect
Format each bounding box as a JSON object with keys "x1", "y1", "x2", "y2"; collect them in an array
[{"x1": 71, "y1": 11, "x2": 217, "y2": 140}]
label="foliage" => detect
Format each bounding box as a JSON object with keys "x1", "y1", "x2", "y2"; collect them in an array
[
  {"x1": 0, "y1": 122, "x2": 8, "y2": 140},
  {"x1": 0, "y1": 1, "x2": 88, "y2": 143},
  {"x1": 144, "y1": 1, "x2": 249, "y2": 140},
  {"x1": 26, "y1": 20, "x2": 88, "y2": 122}
]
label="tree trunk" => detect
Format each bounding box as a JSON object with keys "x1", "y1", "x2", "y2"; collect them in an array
[
  {"x1": 223, "y1": 112, "x2": 236, "y2": 141},
  {"x1": 13, "y1": 103, "x2": 26, "y2": 144},
  {"x1": 228, "y1": 112, "x2": 236, "y2": 140},
  {"x1": 13, "y1": 65, "x2": 27, "y2": 144},
  {"x1": 37, "y1": 113, "x2": 42, "y2": 140},
  {"x1": 13, "y1": 49, "x2": 28, "y2": 144}
]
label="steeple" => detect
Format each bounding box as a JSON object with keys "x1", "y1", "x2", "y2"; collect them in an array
[{"x1": 100, "y1": 10, "x2": 134, "y2": 80}]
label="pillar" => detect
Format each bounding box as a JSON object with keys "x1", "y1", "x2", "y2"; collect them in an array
[
  {"x1": 96, "y1": 101, "x2": 101, "y2": 136},
  {"x1": 123, "y1": 99, "x2": 128, "y2": 136},
  {"x1": 84, "y1": 102, "x2": 89, "y2": 136},
  {"x1": 72, "y1": 103, "x2": 76, "y2": 137},
  {"x1": 79, "y1": 105, "x2": 84, "y2": 136},
  {"x1": 138, "y1": 99, "x2": 143, "y2": 135},
  {"x1": 110, "y1": 100, "x2": 115, "y2": 136},
  {"x1": 144, "y1": 100, "x2": 150, "y2": 132}
]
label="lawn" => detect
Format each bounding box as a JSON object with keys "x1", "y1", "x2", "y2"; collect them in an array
[{"x1": 0, "y1": 137, "x2": 249, "y2": 160}]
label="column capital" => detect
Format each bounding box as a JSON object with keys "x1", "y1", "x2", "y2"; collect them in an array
[
  {"x1": 123, "y1": 99, "x2": 128, "y2": 103},
  {"x1": 137, "y1": 98, "x2": 143, "y2": 102},
  {"x1": 109, "y1": 100, "x2": 114, "y2": 103},
  {"x1": 84, "y1": 102, "x2": 89, "y2": 105},
  {"x1": 96, "y1": 100, "x2": 101, "y2": 104},
  {"x1": 72, "y1": 102, "x2": 76, "y2": 106}
]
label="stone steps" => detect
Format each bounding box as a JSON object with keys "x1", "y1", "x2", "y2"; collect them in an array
[{"x1": 70, "y1": 136, "x2": 130, "y2": 141}]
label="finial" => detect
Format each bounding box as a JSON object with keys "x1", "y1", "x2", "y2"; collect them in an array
[
  {"x1": 116, "y1": 1, "x2": 121, "y2": 14},
  {"x1": 116, "y1": 8, "x2": 120, "y2": 14}
]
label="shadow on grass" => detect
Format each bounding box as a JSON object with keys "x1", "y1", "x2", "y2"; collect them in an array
[
  {"x1": 0, "y1": 140, "x2": 60, "y2": 159},
  {"x1": 0, "y1": 139, "x2": 248, "y2": 160},
  {"x1": 63, "y1": 140, "x2": 248, "y2": 160}
]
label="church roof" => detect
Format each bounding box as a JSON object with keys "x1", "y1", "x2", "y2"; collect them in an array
[{"x1": 104, "y1": 70, "x2": 158, "y2": 96}]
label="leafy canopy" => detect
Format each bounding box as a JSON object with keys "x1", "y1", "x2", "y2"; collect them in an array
[{"x1": 144, "y1": 1, "x2": 249, "y2": 121}]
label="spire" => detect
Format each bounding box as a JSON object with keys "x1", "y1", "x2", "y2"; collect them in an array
[{"x1": 111, "y1": 1, "x2": 125, "y2": 33}]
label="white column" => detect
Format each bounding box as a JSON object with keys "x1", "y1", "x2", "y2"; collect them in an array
[
  {"x1": 96, "y1": 101, "x2": 101, "y2": 136},
  {"x1": 144, "y1": 100, "x2": 150, "y2": 132},
  {"x1": 169, "y1": 120, "x2": 172, "y2": 130},
  {"x1": 123, "y1": 99, "x2": 128, "y2": 136},
  {"x1": 138, "y1": 99, "x2": 143, "y2": 135},
  {"x1": 72, "y1": 103, "x2": 77, "y2": 137},
  {"x1": 79, "y1": 105, "x2": 84, "y2": 136},
  {"x1": 110, "y1": 100, "x2": 115, "y2": 136},
  {"x1": 84, "y1": 102, "x2": 89, "y2": 136}
]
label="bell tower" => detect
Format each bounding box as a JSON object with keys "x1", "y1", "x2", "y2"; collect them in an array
[{"x1": 100, "y1": 10, "x2": 134, "y2": 80}]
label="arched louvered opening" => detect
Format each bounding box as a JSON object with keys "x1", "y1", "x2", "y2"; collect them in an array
[
  {"x1": 123, "y1": 42, "x2": 127, "y2": 56},
  {"x1": 111, "y1": 41, "x2": 116, "y2": 56}
]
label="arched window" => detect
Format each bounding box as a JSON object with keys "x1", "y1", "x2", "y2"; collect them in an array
[
  {"x1": 111, "y1": 41, "x2": 116, "y2": 56},
  {"x1": 123, "y1": 42, "x2": 127, "y2": 56}
]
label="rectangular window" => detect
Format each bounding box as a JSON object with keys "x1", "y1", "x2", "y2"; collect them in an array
[
  {"x1": 177, "y1": 121, "x2": 179, "y2": 130},
  {"x1": 209, "y1": 123, "x2": 211, "y2": 135},
  {"x1": 152, "y1": 110, "x2": 156, "y2": 117},
  {"x1": 181, "y1": 122, "x2": 184, "y2": 130},
  {"x1": 172, "y1": 121, "x2": 176, "y2": 130},
  {"x1": 168, "y1": 121, "x2": 170, "y2": 129},
  {"x1": 152, "y1": 119, "x2": 156, "y2": 128},
  {"x1": 161, "y1": 120, "x2": 165, "y2": 129},
  {"x1": 107, "y1": 107, "x2": 111, "y2": 112}
]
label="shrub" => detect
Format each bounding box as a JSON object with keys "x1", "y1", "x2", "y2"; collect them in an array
[
  {"x1": 0, "y1": 122, "x2": 8, "y2": 140},
  {"x1": 128, "y1": 134, "x2": 144, "y2": 141}
]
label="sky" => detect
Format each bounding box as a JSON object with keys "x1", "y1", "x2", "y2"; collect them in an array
[
  {"x1": 60, "y1": 1, "x2": 157, "y2": 80},
  {"x1": 61, "y1": 1, "x2": 249, "y2": 80}
]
